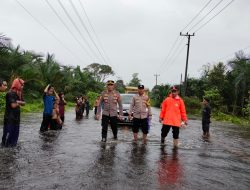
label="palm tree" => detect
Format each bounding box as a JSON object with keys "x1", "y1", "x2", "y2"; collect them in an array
[{"x1": 228, "y1": 52, "x2": 250, "y2": 114}]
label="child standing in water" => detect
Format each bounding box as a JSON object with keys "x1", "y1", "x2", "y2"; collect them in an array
[
  {"x1": 202, "y1": 97, "x2": 211, "y2": 138},
  {"x1": 59, "y1": 92, "x2": 67, "y2": 123},
  {"x1": 51, "y1": 98, "x2": 62, "y2": 130}
]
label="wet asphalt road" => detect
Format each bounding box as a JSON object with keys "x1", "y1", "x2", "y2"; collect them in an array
[{"x1": 0, "y1": 108, "x2": 250, "y2": 190}]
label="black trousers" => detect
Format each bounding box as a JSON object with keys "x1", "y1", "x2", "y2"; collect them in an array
[
  {"x1": 202, "y1": 122, "x2": 210, "y2": 133},
  {"x1": 101, "y1": 115, "x2": 118, "y2": 139},
  {"x1": 94, "y1": 106, "x2": 97, "y2": 115},
  {"x1": 161, "y1": 125, "x2": 180, "y2": 139},
  {"x1": 40, "y1": 114, "x2": 52, "y2": 132}
]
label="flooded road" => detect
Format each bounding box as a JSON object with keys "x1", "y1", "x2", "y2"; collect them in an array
[{"x1": 0, "y1": 108, "x2": 250, "y2": 190}]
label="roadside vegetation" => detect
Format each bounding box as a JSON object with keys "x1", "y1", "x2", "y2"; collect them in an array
[
  {"x1": 1, "y1": 34, "x2": 249, "y2": 127},
  {"x1": 151, "y1": 52, "x2": 250, "y2": 127}
]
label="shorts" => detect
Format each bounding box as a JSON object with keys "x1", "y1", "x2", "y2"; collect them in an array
[{"x1": 132, "y1": 118, "x2": 148, "y2": 134}]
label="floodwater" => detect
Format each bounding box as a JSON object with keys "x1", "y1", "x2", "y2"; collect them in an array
[{"x1": 0, "y1": 108, "x2": 249, "y2": 190}]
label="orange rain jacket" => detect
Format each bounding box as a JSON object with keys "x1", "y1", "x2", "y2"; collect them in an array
[{"x1": 159, "y1": 94, "x2": 187, "y2": 127}]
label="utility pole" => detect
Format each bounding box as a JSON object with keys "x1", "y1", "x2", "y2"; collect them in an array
[
  {"x1": 154, "y1": 74, "x2": 160, "y2": 86},
  {"x1": 180, "y1": 32, "x2": 195, "y2": 96},
  {"x1": 180, "y1": 73, "x2": 183, "y2": 96}
]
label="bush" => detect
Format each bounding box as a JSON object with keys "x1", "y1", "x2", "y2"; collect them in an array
[
  {"x1": 87, "y1": 91, "x2": 100, "y2": 109},
  {"x1": 183, "y1": 96, "x2": 201, "y2": 115},
  {"x1": 204, "y1": 88, "x2": 223, "y2": 111},
  {"x1": 0, "y1": 92, "x2": 6, "y2": 113}
]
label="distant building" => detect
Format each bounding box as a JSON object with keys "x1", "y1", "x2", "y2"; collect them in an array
[{"x1": 125, "y1": 86, "x2": 149, "y2": 95}]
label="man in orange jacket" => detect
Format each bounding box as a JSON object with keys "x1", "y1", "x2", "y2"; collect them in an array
[{"x1": 159, "y1": 86, "x2": 188, "y2": 147}]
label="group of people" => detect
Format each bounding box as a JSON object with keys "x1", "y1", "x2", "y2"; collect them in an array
[
  {"x1": 40, "y1": 84, "x2": 67, "y2": 132},
  {"x1": 75, "y1": 96, "x2": 90, "y2": 119},
  {"x1": 0, "y1": 77, "x2": 211, "y2": 148},
  {"x1": 96, "y1": 80, "x2": 211, "y2": 147}
]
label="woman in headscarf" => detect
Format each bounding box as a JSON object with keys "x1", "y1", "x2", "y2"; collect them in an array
[{"x1": 1, "y1": 78, "x2": 25, "y2": 147}]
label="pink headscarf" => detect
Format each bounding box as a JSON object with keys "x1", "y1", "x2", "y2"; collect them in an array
[{"x1": 11, "y1": 78, "x2": 24, "y2": 99}]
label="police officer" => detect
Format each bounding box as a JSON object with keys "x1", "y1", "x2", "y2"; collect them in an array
[
  {"x1": 96, "y1": 80, "x2": 123, "y2": 142},
  {"x1": 128, "y1": 84, "x2": 152, "y2": 144}
]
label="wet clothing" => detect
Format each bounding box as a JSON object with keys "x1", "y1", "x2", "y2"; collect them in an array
[
  {"x1": 129, "y1": 93, "x2": 151, "y2": 135},
  {"x1": 43, "y1": 94, "x2": 55, "y2": 115},
  {"x1": 40, "y1": 93, "x2": 55, "y2": 132},
  {"x1": 2, "y1": 91, "x2": 22, "y2": 147},
  {"x1": 101, "y1": 115, "x2": 118, "y2": 139},
  {"x1": 59, "y1": 99, "x2": 66, "y2": 122},
  {"x1": 85, "y1": 100, "x2": 90, "y2": 116},
  {"x1": 160, "y1": 95, "x2": 187, "y2": 127},
  {"x1": 133, "y1": 118, "x2": 148, "y2": 134},
  {"x1": 97, "y1": 90, "x2": 123, "y2": 139},
  {"x1": 50, "y1": 106, "x2": 62, "y2": 130},
  {"x1": 161, "y1": 125, "x2": 180, "y2": 139},
  {"x1": 94, "y1": 99, "x2": 100, "y2": 115},
  {"x1": 202, "y1": 104, "x2": 211, "y2": 134},
  {"x1": 202, "y1": 105, "x2": 211, "y2": 124},
  {"x1": 40, "y1": 114, "x2": 52, "y2": 132},
  {"x1": 129, "y1": 94, "x2": 152, "y2": 119}
]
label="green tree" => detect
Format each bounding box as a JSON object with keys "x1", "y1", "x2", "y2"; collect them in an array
[
  {"x1": 115, "y1": 79, "x2": 125, "y2": 93},
  {"x1": 128, "y1": 73, "x2": 141, "y2": 87},
  {"x1": 84, "y1": 63, "x2": 114, "y2": 82},
  {"x1": 228, "y1": 51, "x2": 250, "y2": 114}
]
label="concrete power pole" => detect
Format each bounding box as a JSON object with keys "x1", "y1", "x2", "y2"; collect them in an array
[
  {"x1": 154, "y1": 74, "x2": 160, "y2": 86},
  {"x1": 180, "y1": 32, "x2": 195, "y2": 96}
]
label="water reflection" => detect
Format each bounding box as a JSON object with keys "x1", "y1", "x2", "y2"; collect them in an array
[
  {"x1": 130, "y1": 142, "x2": 147, "y2": 166},
  {"x1": 0, "y1": 149, "x2": 18, "y2": 189},
  {"x1": 39, "y1": 131, "x2": 60, "y2": 151},
  {"x1": 86, "y1": 143, "x2": 117, "y2": 189},
  {"x1": 157, "y1": 146, "x2": 183, "y2": 189}
]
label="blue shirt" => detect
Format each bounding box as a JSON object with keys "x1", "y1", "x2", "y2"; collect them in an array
[{"x1": 43, "y1": 94, "x2": 55, "y2": 115}]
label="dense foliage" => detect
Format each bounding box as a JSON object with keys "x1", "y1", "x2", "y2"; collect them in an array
[
  {"x1": 0, "y1": 35, "x2": 115, "y2": 107},
  {"x1": 151, "y1": 51, "x2": 250, "y2": 119}
]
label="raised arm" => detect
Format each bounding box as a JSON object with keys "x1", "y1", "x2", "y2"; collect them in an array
[{"x1": 44, "y1": 84, "x2": 50, "y2": 93}]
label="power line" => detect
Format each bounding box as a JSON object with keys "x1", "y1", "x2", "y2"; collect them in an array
[
  {"x1": 68, "y1": 0, "x2": 107, "y2": 64},
  {"x1": 160, "y1": 44, "x2": 186, "y2": 75},
  {"x1": 159, "y1": 0, "x2": 214, "y2": 72},
  {"x1": 159, "y1": 36, "x2": 180, "y2": 70},
  {"x1": 187, "y1": 0, "x2": 225, "y2": 32},
  {"x1": 194, "y1": 0, "x2": 235, "y2": 33},
  {"x1": 14, "y1": 0, "x2": 84, "y2": 63},
  {"x1": 159, "y1": 37, "x2": 185, "y2": 72},
  {"x1": 44, "y1": 0, "x2": 94, "y2": 60},
  {"x1": 57, "y1": 0, "x2": 100, "y2": 61},
  {"x1": 78, "y1": 0, "x2": 112, "y2": 65},
  {"x1": 181, "y1": 0, "x2": 213, "y2": 32}
]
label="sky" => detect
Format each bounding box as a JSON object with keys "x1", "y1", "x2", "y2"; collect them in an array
[{"x1": 1, "y1": 0, "x2": 250, "y2": 89}]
